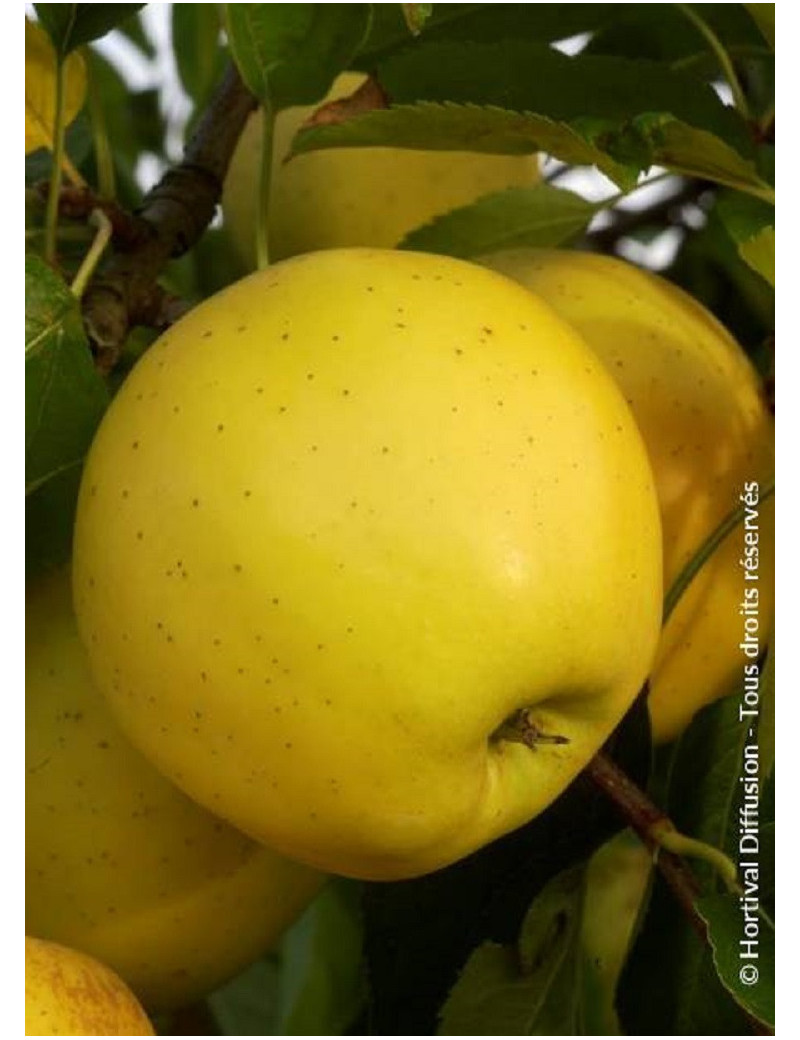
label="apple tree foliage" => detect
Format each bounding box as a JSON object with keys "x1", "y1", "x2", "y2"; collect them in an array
[{"x1": 25, "y1": 4, "x2": 775, "y2": 1034}]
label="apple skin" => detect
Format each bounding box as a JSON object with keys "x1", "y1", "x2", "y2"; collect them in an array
[
  {"x1": 222, "y1": 71, "x2": 540, "y2": 265},
  {"x1": 73, "y1": 247, "x2": 662, "y2": 881},
  {"x1": 480, "y1": 248, "x2": 774, "y2": 742},
  {"x1": 25, "y1": 936, "x2": 155, "y2": 1036},
  {"x1": 26, "y1": 566, "x2": 324, "y2": 1012}
]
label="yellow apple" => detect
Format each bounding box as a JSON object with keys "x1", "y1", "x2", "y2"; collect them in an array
[
  {"x1": 25, "y1": 936, "x2": 155, "y2": 1036},
  {"x1": 26, "y1": 566, "x2": 324, "y2": 1012},
  {"x1": 222, "y1": 71, "x2": 540, "y2": 265},
  {"x1": 480, "y1": 248, "x2": 774, "y2": 742},
  {"x1": 73, "y1": 247, "x2": 662, "y2": 881}
]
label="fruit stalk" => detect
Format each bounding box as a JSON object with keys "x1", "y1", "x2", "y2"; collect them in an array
[{"x1": 584, "y1": 750, "x2": 740, "y2": 940}]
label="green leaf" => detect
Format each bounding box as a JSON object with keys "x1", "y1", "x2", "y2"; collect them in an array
[
  {"x1": 34, "y1": 4, "x2": 145, "y2": 55},
  {"x1": 586, "y1": 4, "x2": 770, "y2": 62},
  {"x1": 666, "y1": 691, "x2": 770, "y2": 883},
  {"x1": 375, "y1": 41, "x2": 752, "y2": 149},
  {"x1": 715, "y1": 187, "x2": 775, "y2": 241},
  {"x1": 25, "y1": 255, "x2": 108, "y2": 498},
  {"x1": 620, "y1": 872, "x2": 753, "y2": 1034},
  {"x1": 294, "y1": 41, "x2": 772, "y2": 198},
  {"x1": 276, "y1": 881, "x2": 366, "y2": 1035},
  {"x1": 26, "y1": 109, "x2": 93, "y2": 186},
  {"x1": 208, "y1": 956, "x2": 282, "y2": 1035},
  {"x1": 399, "y1": 183, "x2": 599, "y2": 258},
  {"x1": 401, "y1": 4, "x2": 433, "y2": 36},
  {"x1": 172, "y1": 4, "x2": 227, "y2": 110},
  {"x1": 293, "y1": 102, "x2": 640, "y2": 192},
  {"x1": 26, "y1": 463, "x2": 85, "y2": 576},
  {"x1": 619, "y1": 680, "x2": 775, "y2": 1034},
  {"x1": 208, "y1": 882, "x2": 365, "y2": 1034},
  {"x1": 697, "y1": 889, "x2": 774, "y2": 1029},
  {"x1": 743, "y1": 3, "x2": 775, "y2": 49},
  {"x1": 717, "y1": 191, "x2": 776, "y2": 284},
  {"x1": 438, "y1": 865, "x2": 586, "y2": 1034},
  {"x1": 739, "y1": 227, "x2": 775, "y2": 286},
  {"x1": 222, "y1": 4, "x2": 371, "y2": 110},
  {"x1": 634, "y1": 116, "x2": 773, "y2": 202},
  {"x1": 356, "y1": 5, "x2": 622, "y2": 67}
]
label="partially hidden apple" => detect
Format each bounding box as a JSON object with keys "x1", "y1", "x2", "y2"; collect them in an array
[
  {"x1": 25, "y1": 936, "x2": 155, "y2": 1036},
  {"x1": 73, "y1": 247, "x2": 662, "y2": 881},
  {"x1": 222, "y1": 71, "x2": 540, "y2": 265},
  {"x1": 26, "y1": 566, "x2": 324, "y2": 1012},
  {"x1": 481, "y1": 248, "x2": 774, "y2": 741}
]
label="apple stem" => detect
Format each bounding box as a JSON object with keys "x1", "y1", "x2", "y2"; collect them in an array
[
  {"x1": 494, "y1": 708, "x2": 570, "y2": 748},
  {"x1": 584, "y1": 750, "x2": 742, "y2": 924}
]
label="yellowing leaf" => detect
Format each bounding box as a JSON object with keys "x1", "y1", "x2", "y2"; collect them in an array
[
  {"x1": 739, "y1": 226, "x2": 775, "y2": 287},
  {"x1": 25, "y1": 18, "x2": 87, "y2": 154}
]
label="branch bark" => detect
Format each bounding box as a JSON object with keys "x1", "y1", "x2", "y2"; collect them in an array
[
  {"x1": 585, "y1": 751, "x2": 772, "y2": 1035},
  {"x1": 80, "y1": 63, "x2": 258, "y2": 371},
  {"x1": 584, "y1": 750, "x2": 707, "y2": 940}
]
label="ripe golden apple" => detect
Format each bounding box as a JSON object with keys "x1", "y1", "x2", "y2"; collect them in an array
[
  {"x1": 222, "y1": 71, "x2": 540, "y2": 265},
  {"x1": 25, "y1": 936, "x2": 155, "y2": 1036},
  {"x1": 26, "y1": 566, "x2": 324, "y2": 1012},
  {"x1": 73, "y1": 247, "x2": 662, "y2": 881},
  {"x1": 480, "y1": 248, "x2": 774, "y2": 742}
]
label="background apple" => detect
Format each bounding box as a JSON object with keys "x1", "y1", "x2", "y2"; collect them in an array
[
  {"x1": 27, "y1": 566, "x2": 324, "y2": 1012},
  {"x1": 481, "y1": 248, "x2": 774, "y2": 741},
  {"x1": 222, "y1": 72, "x2": 540, "y2": 265},
  {"x1": 25, "y1": 936, "x2": 155, "y2": 1036}
]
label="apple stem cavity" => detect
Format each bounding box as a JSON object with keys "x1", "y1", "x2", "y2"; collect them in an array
[{"x1": 493, "y1": 707, "x2": 570, "y2": 749}]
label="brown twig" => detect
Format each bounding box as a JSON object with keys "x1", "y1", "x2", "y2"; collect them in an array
[
  {"x1": 585, "y1": 751, "x2": 773, "y2": 1035},
  {"x1": 37, "y1": 183, "x2": 151, "y2": 250},
  {"x1": 79, "y1": 62, "x2": 258, "y2": 371},
  {"x1": 583, "y1": 750, "x2": 708, "y2": 941}
]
